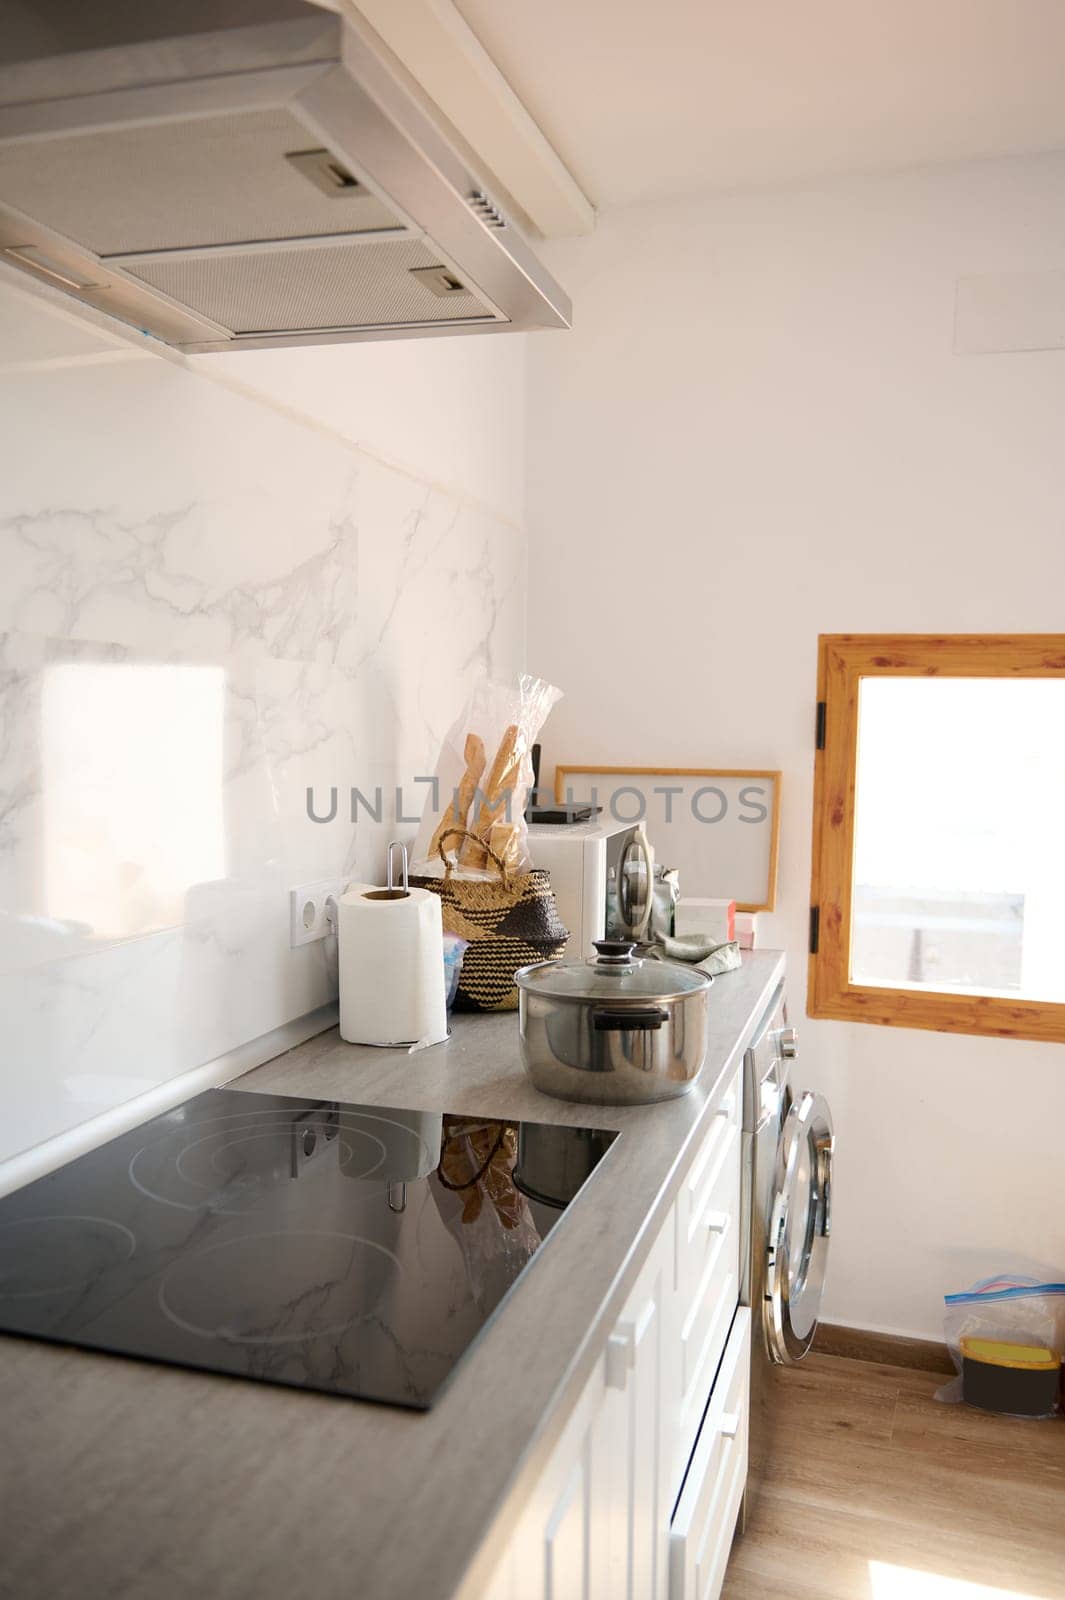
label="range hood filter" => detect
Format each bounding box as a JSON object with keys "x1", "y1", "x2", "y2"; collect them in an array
[
  {"x1": 0, "y1": 109, "x2": 404, "y2": 255},
  {"x1": 127, "y1": 239, "x2": 490, "y2": 334}
]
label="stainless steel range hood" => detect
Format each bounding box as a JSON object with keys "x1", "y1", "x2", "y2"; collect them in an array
[{"x1": 0, "y1": 1, "x2": 571, "y2": 350}]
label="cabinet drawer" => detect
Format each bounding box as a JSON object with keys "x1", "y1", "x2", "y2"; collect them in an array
[
  {"x1": 675, "y1": 1067, "x2": 741, "y2": 1301},
  {"x1": 670, "y1": 1309, "x2": 751, "y2": 1600},
  {"x1": 677, "y1": 1126, "x2": 740, "y2": 1430},
  {"x1": 676, "y1": 1231, "x2": 738, "y2": 1465}
]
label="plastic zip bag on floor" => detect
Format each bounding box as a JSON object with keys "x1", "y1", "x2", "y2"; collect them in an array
[{"x1": 936, "y1": 1276, "x2": 1065, "y2": 1416}]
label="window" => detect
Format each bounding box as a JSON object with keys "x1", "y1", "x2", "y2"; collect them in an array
[{"x1": 808, "y1": 635, "x2": 1065, "y2": 1041}]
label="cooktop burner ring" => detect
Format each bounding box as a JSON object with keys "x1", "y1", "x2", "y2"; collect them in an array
[
  {"x1": 129, "y1": 1109, "x2": 395, "y2": 1213},
  {"x1": 171, "y1": 1127, "x2": 381, "y2": 1186},
  {"x1": 0, "y1": 1214, "x2": 136, "y2": 1299},
  {"x1": 129, "y1": 1106, "x2": 443, "y2": 1216},
  {"x1": 156, "y1": 1229, "x2": 404, "y2": 1346}
]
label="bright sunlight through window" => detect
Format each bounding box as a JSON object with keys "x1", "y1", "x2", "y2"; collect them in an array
[{"x1": 852, "y1": 678, "x2": 1065, "y2": 1002}]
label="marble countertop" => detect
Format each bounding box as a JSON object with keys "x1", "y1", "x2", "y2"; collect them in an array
[{"x1": 0, "y1": 951, "x2": 785, "y2": 1600}]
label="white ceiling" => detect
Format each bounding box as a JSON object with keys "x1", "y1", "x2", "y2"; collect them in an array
[{"x1": 453, "y1": 0, "x2": 1065, "y2": 209}]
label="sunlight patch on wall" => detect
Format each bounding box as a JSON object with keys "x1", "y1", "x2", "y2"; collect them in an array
[{"x1": 42, "y1": 663, "x2": 225, "y2": 939}]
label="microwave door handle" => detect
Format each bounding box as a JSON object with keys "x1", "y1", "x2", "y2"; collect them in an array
[
  {"x1": 633, "y1": 832, "x2": 652, "y2": 940},
  {"x1": 617, "y1": 837, "x2": 638, "y2": 938},
  {"x1": 618, "y1": 827, "x2": 654, "y2": 941},
  {"x1": 633, "y1": 826, "x2": 654, "y2": 940}
]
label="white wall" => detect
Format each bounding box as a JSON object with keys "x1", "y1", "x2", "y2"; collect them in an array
[
  {"x1": 193, "y1": 333, "x2": 528, "y2": 529},
  {"x1": 0, "y1": 284, "x2": 526, "y2": 1166},
  {"x1": 525, "y1": 153, "x2": 1065, "y2": 1339}
]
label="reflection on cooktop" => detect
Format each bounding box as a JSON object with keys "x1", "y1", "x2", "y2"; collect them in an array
[{"x1": 0, "y1": 1087, "x2": 618, "y2": 1408}]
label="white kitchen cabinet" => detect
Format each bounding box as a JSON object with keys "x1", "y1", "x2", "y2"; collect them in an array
[
  {"x1": 481, "y1": 1062, "x2": 746, "y2": 1600},
  {"x1": 503, "y1": 1223, "x2": 671, "y2": 1600},
  {"x1": 670, "y1": 1075, "x2": 742, "y2": 1504},
  {"x1": 669, "y1": 1310, "x2": 751, "y2": 1600},
  {"x1": 606, "y1": 1221, "x2": 673, "y2": 1600},
  {"x1": 505, "y1": 1344, "x2": 613, "y2": 1599}
]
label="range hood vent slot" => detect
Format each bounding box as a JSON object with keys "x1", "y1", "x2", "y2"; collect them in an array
[{"x1": 468, "y1": 190, "x2": 507, "y2": 229}]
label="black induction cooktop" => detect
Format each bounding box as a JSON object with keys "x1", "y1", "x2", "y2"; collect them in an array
[{"x1": 0, "y1": 1088, "x2": 617, "y2": 1409}]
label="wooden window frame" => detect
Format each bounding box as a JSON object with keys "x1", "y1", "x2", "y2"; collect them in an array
[{"x1": 808, "y1": 633, "x2": 1065, "y2": 1042}]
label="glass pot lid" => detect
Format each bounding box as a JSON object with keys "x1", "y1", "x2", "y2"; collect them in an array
[{"x1": 516, "y1": 941, "x2": 712, "y2": 1003}]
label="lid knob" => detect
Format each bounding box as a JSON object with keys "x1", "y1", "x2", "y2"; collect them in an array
[{"x1": 591, "y1": 939, "x2": 641, "y2": 968}]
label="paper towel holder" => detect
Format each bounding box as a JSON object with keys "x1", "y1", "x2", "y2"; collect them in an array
[{"x1": 363, "y1": 840, "x2": 411, "y2": 902}]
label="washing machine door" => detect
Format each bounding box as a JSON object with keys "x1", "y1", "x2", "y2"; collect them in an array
[{"x1": 766, "y1": 1090, "x2": 834, "y2": 1363}]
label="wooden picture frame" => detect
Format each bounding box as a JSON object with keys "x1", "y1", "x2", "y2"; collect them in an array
[
  {"x1": 809, "y1": 633, "x2": 1065, "y2": 1042},
  {"x1": 554, "y1": 765, "x2": 781, "y2": 912}
]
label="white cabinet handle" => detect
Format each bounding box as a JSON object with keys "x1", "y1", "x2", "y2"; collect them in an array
[
  {"x1": 705, "y1": 1210, "x2": 728, "y2": 1235},
  {"x1": 606, "y1": 1295, "x2": 656, "y2": 1392},
  {"x1": 606, "y1": 1326, "x2": 635, "y2": 1391},
  {"x1": 719, "y1": 1411, "x2": 740, "y2": 1440}
]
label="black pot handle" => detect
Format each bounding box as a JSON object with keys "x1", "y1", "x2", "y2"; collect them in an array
[{"x1": 592, "y1": 1007, "x2": 669, "y2": 1032}]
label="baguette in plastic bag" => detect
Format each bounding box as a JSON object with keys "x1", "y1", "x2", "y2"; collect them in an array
[{"x1": 412, "y1": 675, "x2": 561, "y2": 878}]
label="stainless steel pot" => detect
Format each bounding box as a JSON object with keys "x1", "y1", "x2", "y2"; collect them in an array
[{"x1": 515, "y1": 940, "x2": 713, "y2": 1105}]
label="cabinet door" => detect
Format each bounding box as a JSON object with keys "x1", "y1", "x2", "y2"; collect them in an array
[
  {"x1": 507, "y1": 1222, "x2": 675, "y2": 1600},
  {"x1": 543, "y1": 1459, "x2": 589, "y2": 1599},
  {"x1": 606, "y1": 1222, "x2": 673, "y2": 1600},
  {"x1": 669, "y1": 1309, "x2": 751, "y2": 1600},
  {"x1": 668, "y1": 1066, "x2": 743, "y2": 1504},
  {"x1": 476, "y1": 1057, "x2": 748, "y2": 1600},
  {"x1": 510, "y1": 1349, "x2": 619, "y2": 1600}
]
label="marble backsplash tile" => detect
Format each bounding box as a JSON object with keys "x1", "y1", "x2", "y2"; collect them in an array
[{"x1": 0, "y1": 354, "x2": 524, "y2": 1163}]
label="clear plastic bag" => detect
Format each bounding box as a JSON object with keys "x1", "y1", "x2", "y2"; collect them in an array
[
  {"x1": 411, "y1": 674, "x2": 562, "y2": 879},
  {"x1": 429, "y1": 1118, "x2": 541, "y2": 1311},
  {"x1": 650, "y1": 865, "x2": 680, "y2": 941},
  {"x1": 442, "y1": 933, "x2": 469, "y2": 1011},
  {"x1": 937, "y1": 1275, "x2": 1065, "y2": 1415}
]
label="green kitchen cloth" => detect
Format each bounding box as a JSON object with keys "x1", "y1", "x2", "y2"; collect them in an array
[{"x1": 650, "y1": 934, "x2": 742, "y2": 974}]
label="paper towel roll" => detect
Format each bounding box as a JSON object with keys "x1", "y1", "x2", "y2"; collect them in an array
[{"x1": 338, "y1": 885, "x2": 448, "y2": 1047}]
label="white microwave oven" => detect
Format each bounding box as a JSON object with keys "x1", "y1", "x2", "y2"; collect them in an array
[{"x1": 528, "y1": 817, "x2": 654, "y2": 958}]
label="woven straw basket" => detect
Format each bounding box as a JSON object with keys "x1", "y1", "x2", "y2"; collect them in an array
[{"x1": 410, "y1": 828, "x2": 569, "y2": 1012}]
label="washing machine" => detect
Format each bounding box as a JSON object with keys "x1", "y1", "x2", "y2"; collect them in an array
[{"x1": 740, "y1": 985, "x2": 835, "y2": 1514}]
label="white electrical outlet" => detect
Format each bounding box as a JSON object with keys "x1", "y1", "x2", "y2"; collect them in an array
[{"x1": 289, "y1": 878, "x2": 347, "y2": 948}]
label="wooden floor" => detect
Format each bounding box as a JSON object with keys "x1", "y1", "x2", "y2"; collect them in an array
[{"x1": 722, "y1": 1352, "x2": 1065, "y2": 1600}]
